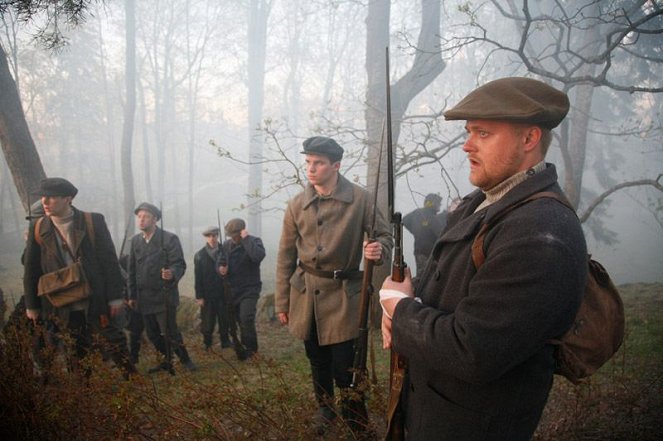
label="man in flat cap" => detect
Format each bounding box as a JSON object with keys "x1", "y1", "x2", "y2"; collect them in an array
[
  {"x1": 216, "y1": 218, "x2": 265, "y2": 360},
  {"x1": 23, "y1": 177, "x2": 136, "y2": 379},
  {"x1": 127, "y1": 202, "x2": 197, "y2": 373},
  {"x1": 403, "y1": 193, "x2": 446, "y2": 276},
  {"x1": 275, "y1": 136, "x2": 392, "y2": 436},
  {"x1": 379, "y1": 77, "x2": 588, "y2": 440},
  {"x1": 194, "y1": 226, "x2": 231, "y2": 351}
]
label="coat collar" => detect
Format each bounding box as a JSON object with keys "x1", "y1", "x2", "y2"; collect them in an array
[
  {"x1": 38, "y1": 206, "x2": 88, "y2": 262},
  {"x1": 302, "y1": 173, "x2": 354, "y2": 210}
]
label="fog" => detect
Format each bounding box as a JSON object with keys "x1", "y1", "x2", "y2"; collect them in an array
[{"x1": 0, "y1": 0, "x2": 661, "y2": 302}]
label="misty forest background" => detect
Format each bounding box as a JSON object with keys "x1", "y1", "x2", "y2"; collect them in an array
[
  {"x1": 0, "y1": 1, "x2": 662, "y2": 440},
  {"x1": 0, "y1": 0, "x2": 662, "y2": 300}
]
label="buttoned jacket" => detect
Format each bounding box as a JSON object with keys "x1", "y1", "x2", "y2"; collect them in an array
[
  {"x1": 275, "y1": 174, "x2": 392, "y2": 345},
  {"x1": 391, "y1": 164, "x2": 588, "y2": 440},
  {"x1": 128, "y1": 228, "x2": 186, "y2": 314},
  {"x1": 23, "y1": 208, "x2": 124, "y2": 321}
]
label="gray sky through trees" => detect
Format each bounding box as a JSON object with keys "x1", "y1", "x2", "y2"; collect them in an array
[{"x1": 0, "y1": 0, "x2": 661, "y2": 290}]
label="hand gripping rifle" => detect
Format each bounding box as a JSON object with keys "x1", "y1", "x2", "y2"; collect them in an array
[
  {"x1": 350, "y1": 120, "x2": 386, "y2": 398},
  {"x1": 160, "y1": 202, "x2": 175, "y2": 374},
  {"x1": 217, "y1": 209, "x2": 248, "y2": 360},
  {"x1": 384, "y1": 47, "x2": 407, "y2": 441}
]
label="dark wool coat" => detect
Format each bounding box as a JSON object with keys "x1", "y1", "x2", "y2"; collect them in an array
[
  {"x1": 275, "y1": 174, "x2": 393, "y2": 345},
  {"x1": 23, "y1": 208, "x2": 124, "y2": 321},
  {"x1": 128, "y1": 228, "x2": 186, "y2": 315},
  {"x1": 403, "y1": 206, "x2": 445, "y2": 256},
  {"x1": 391, "y1": 164, "x2": 588, "y2": 441},
  {"x1": 217, "y1": 235, "x2": 265, "y2": 305},
  {"x1": 194, "y1": 245, "x2": 224, "y2": 300}
]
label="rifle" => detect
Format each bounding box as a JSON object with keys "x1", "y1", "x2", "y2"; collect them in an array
[
  {"x1": 160, "y1": 202, "x2": 175, "y2": 375},
  {"x1": 350, "y1": 121, "x2": 386, "y2": 393},
  {"x1": 217, "y1": 209, "x2": 249, "y2": 361},
  {"x1": 384, "y1": 47, "x2": 407, "y2": 441}
]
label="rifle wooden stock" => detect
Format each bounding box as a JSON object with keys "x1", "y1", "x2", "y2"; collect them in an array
[
  {"x1": 351, "y1": 253, "x2": 375, "y2": 391},
  {"x1": 385, "y1": 212, "x2": 407, "y2": 441}
]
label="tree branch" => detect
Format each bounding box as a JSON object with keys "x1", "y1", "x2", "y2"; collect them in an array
[{"x1": 579, "y1": 175, "x2": 663, "y2": 223}]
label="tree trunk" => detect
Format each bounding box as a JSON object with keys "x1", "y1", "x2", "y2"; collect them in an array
[
  {"x1": 247, "y1": 0, "x2": 271, "y2": 237},
  {"x1": 120, "y1": 0, "x2": 137, "y2": 249},
  {"x1": 364, "y1": 0, "x2": 444, "y2": 325},
  {"x1": 0, "y1": 43, "x2": 45, "y2": 210}
]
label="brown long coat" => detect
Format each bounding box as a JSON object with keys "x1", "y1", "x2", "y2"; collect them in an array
[{"x1": 275, "y1": 174, "x2": 392, "y2": 345}]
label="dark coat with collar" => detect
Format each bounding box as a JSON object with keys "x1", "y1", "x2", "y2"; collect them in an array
[
  {"x1": 217, "y1": 235, "x2": 265, "y2": 305},
  {"x1": 194, "y1": 245, "x2": 224, "y2": 300},
  {"x1": 128, "y1": 228, "x2": 186, "y2": 315},
  {"x1": 23, "y1": 207, "x2": 124, "y2": 321},
  {"x1": 391, "y1": 164, "x2": 587, "y2": 441},
  {"x1": 275, "y1": 174, "x2": 393, "y2": 345}
]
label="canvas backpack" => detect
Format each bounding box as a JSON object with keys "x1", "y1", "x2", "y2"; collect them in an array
[{"x1": 471, "y1": 191, "x2": 625, "y2": 384}]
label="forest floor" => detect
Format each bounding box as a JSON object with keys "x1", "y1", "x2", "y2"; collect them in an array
[{"x1": 0, "y1": 282, "x2": 661, "y2": 440}]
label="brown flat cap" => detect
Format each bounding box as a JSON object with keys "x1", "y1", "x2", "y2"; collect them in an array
[
  {"x1": 444, "y1": 77, "x2": 569, "y2": 129},
  {"x1": 134, "y1": 202, "x2": 161, "y2": 220},
  {"x1": 36, "y1": 177, "x2": 78, "y2": 197},
  {"x1": 301, "y1": 136, "x2": 344, "y2": 162},
  {"x1": 225, "y1": 218, "x2": 246, "y2": 236}
]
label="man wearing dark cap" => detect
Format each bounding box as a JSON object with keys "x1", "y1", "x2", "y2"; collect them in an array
[
  {"x1": 402, "y1": 193, "x2": 446, "y2": 276},
  {"x1": 216, "y1": 218, "x2": 265, "y2": 359},
  {"x1": 275, "y1": 136, "x2": 392, "y2": 436},
  {"x1": 127, "y1": 202, "x2": 197, "y2": 373},
  {"x1": 23, "y1": 177, "x2": 136, "y2": 378},
  {"x1": 194, "y1": 226, "x2": 231, "y2": 350},
  {"x1": 379, "y1": 77, "x2": 588, "y2": 440}
]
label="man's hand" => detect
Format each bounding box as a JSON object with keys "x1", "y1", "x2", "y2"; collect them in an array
[
  {"x1": 379, "y1": 267, "x2": 414, "y2": 348},
  {"x1": 26, "y1": 309, "x2": 39, "y2": 322},
  {"x1": 240, "y1": 229, "x2": 249, "y2": 239},
  {"x1": 127, "y1": 299, "x2": 137, "y2": 310},
  {"x1": 196, "y1": 298, "x2": 204, "y2": 307},
  {"x1": 278, "y1": 312, "x2": 289, "y2": 325},
  {"x1": 218, "y1": 265, "x2": 228, "y2": 276},
  {"x1": 161, "y1": 268, "x2": 174, "y2": 281},
  {"x1": 363, "y1": 240, "x2": 382, "y2": 261}
]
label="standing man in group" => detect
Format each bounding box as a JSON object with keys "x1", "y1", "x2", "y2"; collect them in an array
[
  {"x1": 23, "y1": 177, "x2": 135, "y2": 378},
  {"x1": 127, "y1": 202, "x2": 197, "y2": 373},
  {"x1": 402, "y1": 193, "x2": 446, "y2": 276},
  {"x1": 194, "y1": 226, "x2": 231, "y2": 351},
  {"x1": 217, "y1": 218, "x2": 265, "y2": 360},
  {"x1": 379, "y1": 78, "x2": 588, "y2": 440},
  {"x1": 275, "y1": 136, "x2": 392, "y2": 436}
]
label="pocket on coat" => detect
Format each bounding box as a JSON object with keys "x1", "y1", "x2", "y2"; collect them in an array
[
  {"x1": 289, "y1": 268, "x2": 306, "y2": 293},
  {"x1": 342, "y1": 278, "x2": 361, "y2": 299}
]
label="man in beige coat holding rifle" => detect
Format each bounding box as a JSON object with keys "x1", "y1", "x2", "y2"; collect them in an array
[{"x1": 276, "y1": 136, "x2": 392, "y2": 437}]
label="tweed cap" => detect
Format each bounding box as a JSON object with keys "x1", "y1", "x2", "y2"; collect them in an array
[
  {"x1": 444, "y1": 77, "x2": 570, "y2": 129},
  {"x1": 424, "y1": 193, "x2": 442, "y2": 205},
  {"x1": 36, "y1": 177, "x2": 78, "y2": 197},
  {"x1": 301, "y1": 136, "x2": 344, "y2": 162},
  {"x1": 134, "y1": 202, "x2": 161, "y2": 220},
  {"x1": 202, "y1": 226, "x2": 220, "y2": 236},
  {"x1": 225, "y1": 218, "x2": 245, "y2": 236}
]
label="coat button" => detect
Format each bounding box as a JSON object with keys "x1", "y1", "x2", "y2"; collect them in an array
[
  {"x1": 434, "y1": 270, "x2": 441, "y2": 280},
  {"x1": 317, "y1": 245, "x2": 323, "y2": 251},
  {"x1": 317, "y1": 220, "x2": 323, "y2": 226},
  {"x1": 314, "y1": 289, "x2": 321, "y2": 295}
]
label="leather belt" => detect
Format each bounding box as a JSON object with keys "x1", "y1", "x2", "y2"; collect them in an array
[{"x1": 298, "y1": 261, "x2": 363, "y2": 280}]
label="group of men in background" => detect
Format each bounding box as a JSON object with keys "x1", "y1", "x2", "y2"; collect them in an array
[{"x1": 19, "y1": 179, "x2": 263, "y2": 379}]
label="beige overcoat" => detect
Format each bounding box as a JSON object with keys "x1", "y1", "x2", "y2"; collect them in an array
[{"x1": 275, "y1": 174, "x2": 392, "y2": 345}]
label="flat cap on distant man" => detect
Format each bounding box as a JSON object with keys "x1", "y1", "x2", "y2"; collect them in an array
[
  {"x1": 36, "y1": 177, "x2": 78, "y2": 197},
  {"x1": 301, "y1": 136, "x2": 344, "y2": 162},
  {"x1": 443, "y1": 77, "x2": 570, "y2": 129},
  {"x1": 202, "y1": 226, "x2": 220, "y2": 236},
  {"x1": 134, "y1": 202, "x2": 161, "y2": 220},
  {"x1": 225, "y1": 218, "x2": 246, "y2": 236}
]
